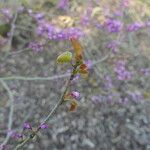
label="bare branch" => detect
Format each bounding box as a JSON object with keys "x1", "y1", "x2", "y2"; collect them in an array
[{"x1": 14, "y1": 64, "x2": 78, "y2": 150}]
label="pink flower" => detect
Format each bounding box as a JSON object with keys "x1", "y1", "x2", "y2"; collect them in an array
[
  {"x1": 23, "y1": 122, "x2": 32, "y2": 130},
  {"x1": 71, "y1": 91, "x2": 80, "y2": 100},
  {"x1": 39, "y1": 123, "x2": 48, "y2": 129},
  {"x1": 57, "y1": 0, "x2": 69, "y2": 10}
]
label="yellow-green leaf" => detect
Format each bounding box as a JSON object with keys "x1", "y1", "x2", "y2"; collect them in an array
[{"x1": 57, "y1": 51, "x2": 72, "y2": 64}]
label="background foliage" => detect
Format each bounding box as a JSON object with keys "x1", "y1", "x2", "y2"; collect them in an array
[{"x1": 0, "y1": 0, "x2": 150, "y2": 149}]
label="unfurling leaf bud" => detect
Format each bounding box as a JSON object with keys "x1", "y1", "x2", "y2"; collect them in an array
[
  {"x1": 70, "y1": 38, "x2": 83, "y2": 57},
  {"x1": 57, "y1": 51, "x2": 72, "y2": 64},
  {"x1": 69, "y1": 100, "x2": 78, "y2": 112},
  {"x1": 79, "y1": 63, "x2": 89, "y2": 78}
]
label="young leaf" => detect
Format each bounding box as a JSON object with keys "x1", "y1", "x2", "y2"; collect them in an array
[
  {"x1": 70, "y1": 38, "x2": 83, "y2": 57},
  {"x1": 79, "y1": 63, "x2": 89, "y2": 78},
  {"x1": 69, "y1": 100, "x2": 78, "y2": 112},
  {"x1": 79, "y1": 64, "x2": 88, "y2": 70},
  {"x1": 57, "y1": 51, "x2": 72, "y2": 64}
]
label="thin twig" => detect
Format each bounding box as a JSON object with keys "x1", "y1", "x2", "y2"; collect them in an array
[
  {"x1": 0, "y1": 80, "x2": 14, "y2": 149},
  {"x1": 0, "y1": 54, "x2": 110, "y2": 81},
  {"x1": 0, "y1": 73, "x2": 70, "y2": 81},
  {"x1": 8, "y1": 48, "x2": 30, "y2": 56},
  {"x1": 14, "y1": 64, "x2": 78, "y2": 150},
  {"x1": 91, "y1": 51, "x2": 111, "y2": 66}
]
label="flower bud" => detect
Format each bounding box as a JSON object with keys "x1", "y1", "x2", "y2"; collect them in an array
[
  {"x1": 23, "y1": 122, "x2": 32, "y2": 130},
  {"x1": 71, "y1": 91, "x2": 80, "y2": 100}
]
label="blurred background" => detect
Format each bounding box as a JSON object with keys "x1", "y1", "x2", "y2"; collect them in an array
[{"x1": 0, "y1": 0, "x2": 150, "y2": 149}]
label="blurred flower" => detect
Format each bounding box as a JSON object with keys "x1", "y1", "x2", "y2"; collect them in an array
[
  {"x1": 1, "y1": 8, "x2": 12, "y2": 22},
  {"x1": 36, "y1": 21, "x2": 84, "y2": 40},
  {"x1": 8, "y1": 130, "x2": 23, "y2": 140},
  {"x1": 114, "y1": 60, "x2": 132, "y2": 80},
  {"x1": 95, "y1": 23, "x2": 103, "y2": 30},
  {"x1": 106, "y1": 41, "x2": 119, "y2": 53},
  {"x1": 81, "y1": 15, "x2": 90, "y2": 26},
  {"x1": 65, "y1": 27, "x2": 84, "y2": 39},
  {"x1": 80, "y1": 1, "x2": 92, "y2": 26},
  {"x1": 33, "y1": 13, "x2": 44, "y2": 21},
  {"x1": 119, "y1": 97, "x2": 129, "y2": 105},
  {"x1": 91, "y1": 95, "x2": 102, "y2": 104},
  {"x1": 28, "y1": 41, "x2": 44, "y2": 53},
  {"x1": 36, "y1": 22, "x2": 49, "y2": 35},
  {"x1": 17, "y1": 6, "x2": 25, "y2": 13},
  {"x1": 140, "y1": 68, "x2": 150, "y2": 76},
  {"x1": 114, "y1": 11, "x2": 123, "y2": 17},
  {"x1": 39, "y1": 123, "x2": 48, "y2": 129},
  {"x1": 27, "y1": 9, "x2": 33, "y2": 14},
  {"x1": 71, "y1": 91, "x2": 80, "y2": 100},
  {"x1": 71, "y1": 74, "x2": 80, "y2": 83},
  {"x1": 128, "y1": 90, "x2": 143, "y2": 103},
  {"x1": 127, "y1": 22, "x2": 144, "y2": 32},
  {"x1": 105, "y1": 19, "x2": 122, "y2": 33},
  {"x1": 85, "y1": 60, "x2": 93, "y2": 69},
  {"x1": 57, "y1": 0, "x2": 69, "y2": 10},
  {"x1": 23, "y1": 122, "x2": 32, "y2": 130},
  {"x1": 104, "y1": 75, "x2": 113, "y2": 89},
  {"x1": 48, "y1": 27, "x2": 84, "y2": 40},
  {"x1": 121, "y1": 0, "x2": 129, "y2": 7},
  {"x1": 146, "y1": 21, "x2": 150, "y2": 27}
]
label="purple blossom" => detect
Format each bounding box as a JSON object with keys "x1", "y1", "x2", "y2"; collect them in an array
[
  {"x1": 118, "y1": 97, "x2": 129, "y2": 105},
  {"x1": 114, "y1": 11, "x2": 123, "y2": 17},
  {"x1": 36, "y1": 22, "x2": 52, "y2": 36},
  {"x1": 8, "y1": 130, "x2": 23, "y2": 140},
  {"x1": 57, "y1": 0, "x2": 69, "y2": 10},
  {"x1": 36, "y1": 22, "x2": 84, "y2": 40},
  {"x1": 127, "y1": 22, "x2": 144, "y2": 32},
  {"x1": 128, "y1": 91, "x2": 143, "y2": 103},
  {"x1": 140, "y1": 68, "x2": 150, "y2": 76},
  {"x1": 27, "y1": 9, "x2": 33, "y2": 14},
  {"x1": 71, "y1": 91, "x2": 80, "y2": 100},
  {"x1": 17, "y1": 6, "x2": 25, "y2": 13},
  {"x1": 33, "y1": 13, "x2": 44, "y2": 21},
  {"x1": 85, "y1": 60, "x2": 93, "y2": 69},
  {"x1": 106, "y1": 41, "x2": 119, "y2": 53},
  {"x1": 95, "y1": 23, "x2": 103, "y2": 30},
  {"x1": 12, "y1": 133, "x2": 23, "y2": 140},
  {"x1": 1, "y1": 8, "x2": 12, "y2": 22},
  {"x1": 81, "y1": 15, "x2": 90, "y2": 26},
  {"x1": 80, "y1": 2, "x2": 92, "y2": 26},
  {"x1": 64, "y1": 27, "x2": 84, "y2": 39},
  {"x1": 121, "y1": 0, "x2": 129, "y2": 7},
  {"x1": 28, "y1": 41, "x2": 44, "y2": 53},
  {"x1": 91, "y1": 96, "x2": 102, "y2": 104},
  {"x1": 114, "y1": 61, "x2": 132, "y2": 80},
  {"x1": 23, "y1": 122, "x2": 32, "y2": 130},
  {"x1": 39, "y1": 123, "x2": 48, "y2": 129},
  {"x1": 104, "y1": 75, "x2": 113, "y2": 89},
  {"x1": 71, "y1": 74, "x2": 80, "y2": 83},
  {"x1": 48, "y1": 27, "x2": 84, "y2": 40},
  {"x1": 105, "y1": 19, "x2": 123, "y2": 33},
  {"x1": 146, "y1": 21, "x2": 150, "y2": 27}
]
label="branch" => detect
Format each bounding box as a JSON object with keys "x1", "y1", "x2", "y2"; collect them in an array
[
  {"x1": 0, "y1": 73, "x2": 70, "y2": 81},
  {"x1": 14, "y1": 64, "x2": 78, "y2": 150},
  {"x1": 0, "y1": 80, "x2": 15, "y2": 149}
]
